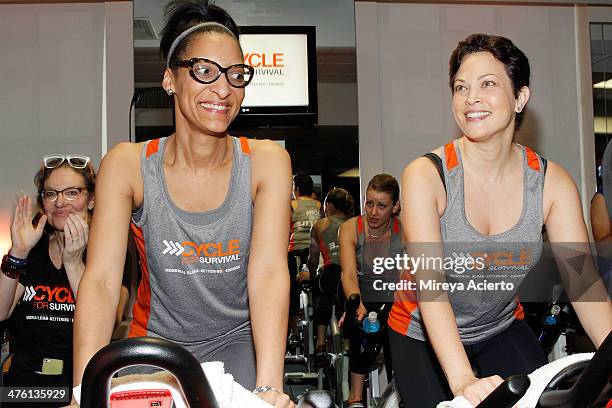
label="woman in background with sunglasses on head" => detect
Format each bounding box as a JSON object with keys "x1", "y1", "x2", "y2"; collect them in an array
[
  {"x1": 0, "y1": 155, "x2": 94, "y2": 407},
  {"x1": 72, "y1": 1, "x2": 294, "y2": 406}
]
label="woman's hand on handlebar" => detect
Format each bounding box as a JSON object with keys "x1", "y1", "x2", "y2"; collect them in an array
[
  {"x1": 256, "y1": 388, "x2": 296, "y2": 407},
  {"x1": 452, "y1": 374, "x2": 504, "y2": 406},
  {"x1": 338, "y1": 301, "x2": 367, "y2": 328},
  {"x1": 356, "y1": 302, "x2": 367, "y2": 321},
  {"x1": 296, "y1": 269, "x2": 310, "y2": 283}
]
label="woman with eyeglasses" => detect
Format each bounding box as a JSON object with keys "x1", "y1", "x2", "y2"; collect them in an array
[
  {"x1": 72, "y1": 1, "x2": 293, "y2": 407},
  {"x1": 0, "y1": 155, "x2": 94, "y2": 406}
]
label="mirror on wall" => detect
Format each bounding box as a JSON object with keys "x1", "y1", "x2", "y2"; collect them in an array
[
  {"x1": 132, "y1": 0, "x2": 360, "y2": 202},
  {"x1": 591, "y1": 22, "x2": 612, "y2": 190}
]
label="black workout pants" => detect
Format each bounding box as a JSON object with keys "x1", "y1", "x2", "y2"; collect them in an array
[{"x1": 389, "y1": 319, "x2": 548, "y2": 407}]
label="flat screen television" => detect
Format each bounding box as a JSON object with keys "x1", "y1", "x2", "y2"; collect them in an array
[{"x1": 232, "y1": 26, "x2": 318, "y2": 128}]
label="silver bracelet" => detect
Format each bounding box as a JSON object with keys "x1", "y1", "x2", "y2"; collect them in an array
[{"x1": 252, "y1": 385, "x2": 279, "y2": 395}]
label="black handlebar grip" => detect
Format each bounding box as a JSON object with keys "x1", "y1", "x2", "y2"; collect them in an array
[
  {"x1": 81, "y1": 337, "x2": 220, "y2": 408},
  {"x1": 297, "y1": 390, "x2": 335, "y2": 408},
  {"x1": 346, "y1": 293, "x2": 360, "y2": 320},
  {"x1": 538, "y1": 329, "x2": 612, "y2": 408},
  {"x1": 476, "y1": 375, "x2": 530, "y2": 408}
]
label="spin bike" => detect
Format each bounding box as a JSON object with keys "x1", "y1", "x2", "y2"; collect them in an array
[{"x1": 79, "y1": 336, "x2": 336, "y2": 408}]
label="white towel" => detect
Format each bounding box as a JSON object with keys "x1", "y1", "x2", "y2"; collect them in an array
[
  {"x1": 73, "y1": 361, "x2": 272, "y2": 408},
  {"x1": 436, "y1": 396, "x2": 473, "y2": 408},
  {"x1": 435, "y1": 353, "x2": 594, "y2": 408},
  {"x1": 518, "y1": 352, "x2": 594, "y2": 408}
]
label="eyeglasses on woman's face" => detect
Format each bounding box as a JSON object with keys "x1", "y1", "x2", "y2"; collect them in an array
[
  {"x1": 174, "y1": 58, "x2": 254, "y2": 88},
  {"x1": 40, "y1": 187, "x2": 88, "y2": 203}
]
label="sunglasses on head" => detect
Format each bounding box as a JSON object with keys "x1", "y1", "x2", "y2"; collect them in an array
[{"x1": 43, "y1": 154, "x2": 91, "y2": 170}]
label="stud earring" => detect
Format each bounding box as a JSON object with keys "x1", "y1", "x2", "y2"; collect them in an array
[{"x1": 167, "y1": 89, "x2": 174, "y2": 95}]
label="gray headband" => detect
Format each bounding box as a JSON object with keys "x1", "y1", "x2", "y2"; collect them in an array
[{"x1": 166, "y1": 21, "x2": 237, "y2": 69}]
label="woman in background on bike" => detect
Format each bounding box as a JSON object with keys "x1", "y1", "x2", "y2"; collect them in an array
[
  {"x1": 339, "y1": 174, "x2": 403, "y2": 408},
  {"x1": 299, "y1": 187, "x2": 354, "y2": 354}
]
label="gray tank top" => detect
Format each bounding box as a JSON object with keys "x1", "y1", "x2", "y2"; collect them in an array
[
  {"x1": 290, "y1": 199, "x2": 320, "y2": 251},
  {"x1": 318, "y1": 215, "x2": 347, "y2": 266},
  {"x1": 396, "y1": 140, "x2": 545, "y2": 343},
  {"x1": 129, "y1": 136, "x2": 252, "y2": 354},
  {"x1": 355, "y1": 215, "x2": 405, "y2": 280}
]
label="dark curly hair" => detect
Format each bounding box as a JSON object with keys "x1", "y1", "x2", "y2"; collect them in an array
[
  {"x1": 449, "y1": 33, "x2": 530, "y2": 129},
  {"x1": 160, "y1": 0, "x2": 241, "y2": 70}
]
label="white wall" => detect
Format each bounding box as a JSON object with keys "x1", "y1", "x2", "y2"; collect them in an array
[
  {"x1": 0, "y1": 1, "x2": 133, "y2": 255},
  {"x1": 355, "y1": 2, "x2": 597, "y2": 214},
  {"x1": 134, "y1": 0, "x2": 356, "y2": 48}
]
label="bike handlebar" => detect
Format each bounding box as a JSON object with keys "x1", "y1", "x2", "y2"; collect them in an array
[{"x1": 81, "y1": 337, "x2": 220, "y2": 408}]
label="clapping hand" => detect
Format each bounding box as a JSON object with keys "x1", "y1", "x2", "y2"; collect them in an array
[
  {"x1": 10, "y1": 195, "x2": 46, "y2": 258},
  {"x1": 62, "y1": 213, "x2": 89, "y2": 268}
]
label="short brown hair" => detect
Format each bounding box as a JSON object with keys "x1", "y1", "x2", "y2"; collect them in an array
[
  {"x1": 34, "y1": 162, "x2": 96, "y2": 211},
  {"x1": 367, "y1": 174, "x2": 399, "y2": 203}
]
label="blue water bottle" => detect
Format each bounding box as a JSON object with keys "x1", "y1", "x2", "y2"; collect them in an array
[
  {"x1": 538, "y1": 304, "x2": 562, "y2": 356},
  {"x1": 362, "y1": 311, "x2": 380, "y2": 333}
]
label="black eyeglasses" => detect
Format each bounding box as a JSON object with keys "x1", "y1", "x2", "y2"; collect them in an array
[
  {"x1": 174, "y1": 58, "x2": 254, "y2": 88},
  {"x1": 40, "y1": 187, "x2": 88, "y2": 202}
]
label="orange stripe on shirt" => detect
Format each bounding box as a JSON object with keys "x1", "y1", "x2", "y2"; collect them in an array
[
  {"x1": 445, "y1": 141, "x2": 459, "y2": 171},
  {"x1": 319, "y1": 237, "x2": 332, "y2": 266},
  {"x1": 239, "y1": 136, "x2": 251, "y2": 154},
  {"x1": 128, "y1": 223, "x2": 151, "y2": 338},
  {"x1": 525, "y1": 147, "x2": 541, "y2": 172},
  {"x1": 514, "y1": 299, "x2": 525, "y2": 320},
  {"x1": 388, "y1": 270, "x2": 418, "y2": 335},
  {"x1": 357, "y1": 215, "x2": 364, "y2": 233},
  {"x1": 145, "y1": 138, "x2": 160, "y2": 159}
]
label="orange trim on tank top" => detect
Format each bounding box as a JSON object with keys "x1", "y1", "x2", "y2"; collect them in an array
[
  {"x1": 239, "y1": 136, "x2": 251, "y2": 154},
  {"x1": 445, "y1": 141, "x2": 459, "y2": 171},
  {"x1": 525, "y1": 146, "x2": 541, "y2": 172},
  {"x1": 514, "y1": 299, "x2": 525, "y2": 320},
  {"x1": 392, "y1": 217, "x2": 400, "y2": 234},
  {"x1": 145, "y1": 138, "x2": 160, "y2": 159},
  {"x1": 128, "y1": 223, "x2": 151, "y2": 338}
]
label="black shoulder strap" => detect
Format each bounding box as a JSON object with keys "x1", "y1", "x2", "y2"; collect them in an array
[
  {"x1": 541, "y1": 157, "x2": 547, "y2": 176},
  {"x1": 423, "y1": 152, "x2": 446, "y2": 191}
]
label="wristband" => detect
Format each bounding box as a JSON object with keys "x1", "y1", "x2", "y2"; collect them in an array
[
  {"x1": 6, "y1": 254, "x2": 27, "y2": 267},
  {"x1": 252, "y1": 385, "x2": 280, "y2": 395},
  {"x1": 1, "y1": 254, "x2": 27, "y2": 279}
]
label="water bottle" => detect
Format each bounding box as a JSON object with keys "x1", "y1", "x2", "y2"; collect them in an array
[
  {"x1": 538, "y1": 304, "x2": 562, "y2": 356},
  {"x1": 362, "y1": 311, "x2": 380, "y2": 333},
  {"x1": 299, "y1": 264, "x2": 309, "y2": 310}
]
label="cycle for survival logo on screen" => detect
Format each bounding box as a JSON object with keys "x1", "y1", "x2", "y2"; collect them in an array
[{"x1": 240, "y1": 33, "x2": 309, "y2": 107}]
